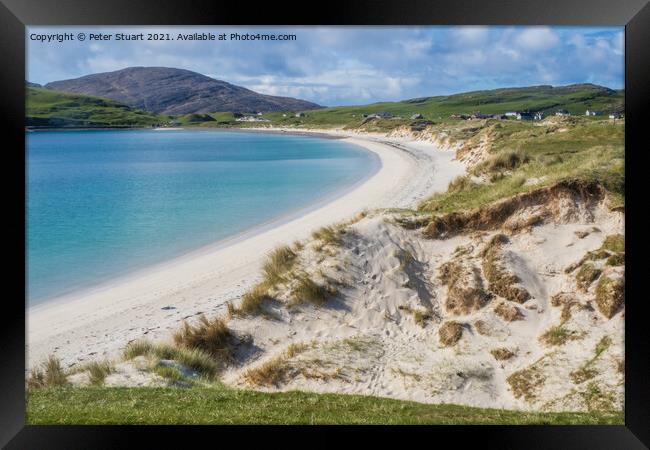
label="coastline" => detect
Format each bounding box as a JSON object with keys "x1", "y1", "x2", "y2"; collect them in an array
[{"x1": 28, "y1": 129, "x2": 465, "y2": 367}]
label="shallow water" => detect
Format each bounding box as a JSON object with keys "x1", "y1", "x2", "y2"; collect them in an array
[{"x1": 26, "y1": 129, "x2": 378, "y2": 304}]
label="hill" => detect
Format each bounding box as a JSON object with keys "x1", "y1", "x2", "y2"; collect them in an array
[
  {"x1": 44, "y1": 67, "x2": 322, "y2": 115},
  {"x1": 26, "y1": 87, "x2": 166, "y2": 128},
  {"x1": 256, "y1": 83, "x2": 624, "y2": 129}
]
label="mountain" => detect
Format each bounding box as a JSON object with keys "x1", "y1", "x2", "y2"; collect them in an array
[
  {"x1": 26, "y1": 87, "x2": 165, "y2": 127},
  {"x1": 44, "y1": 67, "x2": 322, "y2": 115},
  {"x1": 26, "y1": 81, "x2": 42, "y2": 88}
]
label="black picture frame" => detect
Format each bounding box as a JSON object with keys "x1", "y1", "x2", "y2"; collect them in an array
[{"x1": 1, "y1": 0, "x2": 648, "y2": 447}]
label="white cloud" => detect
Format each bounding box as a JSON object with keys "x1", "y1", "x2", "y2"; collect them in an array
[
  {"x1": 27, "y1": 25, "x2": 624, "y2": 105},
  {"x1": 516, "y1": 27, "x2": 560, "y2": 51},
  {"x1": 453, "y1": 26, "x2": 490, "y2": 46}
]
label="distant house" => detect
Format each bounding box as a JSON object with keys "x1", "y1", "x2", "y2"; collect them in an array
[
  {"x1": 555, "y1": 109, "x2": 571, "y2": 117},
  {"x1": 505, "y1": 112, "x2": 518, "y2": 118},
  {"x1": 516, "y1": 111, "x2": 533, "y2": 120},
  {"x1": 295, "y1": 112, "x2": 305, "y2": 118},
  {"x1": 609, "y1": 113, "x2": 622, "y2": 119},
  {"x1": 585, "y1": 109, "x2": 603, "y2": 116},
  {"x1": 411, "y1": 113, "x2": 424, "y2": 120},
  {"x1": 235, "y1": 116, "x2": 270, "y2": 122},
  {"x1": 534, "y1": 111, "x2": 544, "y2": 120},
  {"x1": 490, "y1": 114, "x2": 506, "y2": 120},
  {"x1": 450, "y1": 113, "x2": 469, "y2": 120},
  {"x1": 373, "y1": 111, "x2": 393, "y2": 119}
]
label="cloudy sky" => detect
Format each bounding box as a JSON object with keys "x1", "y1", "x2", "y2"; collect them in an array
[{"x1": 27, "y1": 26, "x2": 624, "y2": 107}]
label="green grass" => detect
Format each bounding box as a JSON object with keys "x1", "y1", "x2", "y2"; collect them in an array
[
  {"x1": 217, "y1": 83, "x2": 623, "y2": 130},
  {"x1": 26, "y1": 386, "x2": 623, "y2": 425},
  {"x1": 27, "y1": 87, "x2": 167, "y2": 127},
  {"x1": 419, "y1": 119, "x2": 624, "y2": 214},
  {"x1": 30, "y1": 83, "x2": 623, "y2": 131}
]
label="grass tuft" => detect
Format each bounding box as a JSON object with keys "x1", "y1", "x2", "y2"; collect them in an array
[
  {"x1": 173, "y1": 315, "x2": 234, "y2": 362},
  {"x1": 312, "y1": 225, "x2": 344, "y2": 247},
  {"x1": 262, "y1": 246, "x2": 297, "y2": 285},
  {"x1": 27, "y1": 355, "x2": 68, "y2": 389},
  {"x1": 290, "y1": 274, "x2": 337, "y2": 306},
  {"x1": 123, "y1": 339, "x2": 219, "y2": 379}
]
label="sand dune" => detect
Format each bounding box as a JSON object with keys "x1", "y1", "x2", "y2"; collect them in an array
[{"x1": 27, "y1": 130, "x2": 464, "y2": 368}]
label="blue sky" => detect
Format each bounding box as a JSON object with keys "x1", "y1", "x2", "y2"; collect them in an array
[{"x1": 27, "y1": 26, "x2": 624, "y2": 107}]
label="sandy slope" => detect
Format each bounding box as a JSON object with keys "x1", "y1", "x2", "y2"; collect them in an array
[{"x1": 27, "y1": 130, "x2": 464, "y2": 368}]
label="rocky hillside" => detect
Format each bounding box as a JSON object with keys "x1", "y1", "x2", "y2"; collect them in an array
[{"x1": 44, "y1": 67, "x2": 321, "y2": 115}]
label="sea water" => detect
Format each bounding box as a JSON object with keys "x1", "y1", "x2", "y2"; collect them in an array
[{"x1": 26, "y1": 129, "x2": 378, "y2": 304}]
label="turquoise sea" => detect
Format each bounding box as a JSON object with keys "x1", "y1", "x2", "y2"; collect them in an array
[{"x1": 26, "y1": 129, "x2": 378, "y2": 304}]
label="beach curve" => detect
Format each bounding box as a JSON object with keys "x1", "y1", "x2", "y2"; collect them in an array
[{"x1": 27, "y1": 130, "x2": 464, "y2": 367}]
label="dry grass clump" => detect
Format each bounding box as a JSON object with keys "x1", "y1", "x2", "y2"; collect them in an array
[
  {"x1": 480, "y1": 150, "x2": 530, "y2": 174},
  {"x1": 243, "y1": 355, "x2": 288, "y2": 387},
  {"x1": 238, "y1": 284, "x2": 274, "y2": 316},
  {"x1": 122, "y1": 339, "x2": 219, "y2": 379},
  {"x1": 312, "y1": 225, "x2": 344, "y2": 247},
  {"x1": 550, "y1": 292, "x2": 575, "y2": 307},
  {"x1": 473, "y1": 320, "x2": 492, "y2": 336},
  {"x1": 243, "y1": 342, "x2": 308, "y2": 387},
  {"x1": 399, "y1": 305, "x2": 433, "y2": 327},
  {"x1": 494, "y1": 301, "x2": 524, "y2": 322},
  {"x1": 122, "y1": 339, "x2": 156, "y2": 360},
  {"x1": 27, "y1": 355, "x2": 68, "y2": 389},
  {"x1": 481, "y1": 234, "x2": 531, "y2": 304},
  {"x1": 570, "y1": 367, "x2": 598, "y2": 384},
  {"x1": 173, "y1": 315, "x2": 235, "y2": 362},
  {"x1": 81, "y1": 360, "x2": 115, "y2": 386},
  {"x1": 262, "y1": 245, "x2": 297, "y2": 285},
  {"x1": 447, "y1": 175, "x2": 476, "y2": 193},
  {"x1": 438, "y1": 259, "x2": 492, "y2": 315},
  {"x1": 290, "y1": 274, "x2": 337, "y2": 307},
  {"x1": 595, "y1": 275, "x2": 624, "y2": 319},
  {"x1": 539, "y1": 325, "x2": 582, "y2": 346},
  {"x1": 438, "y1": 321, "x2": 464, "y2": 347},
  {"x1": 507, "y1": 365, "x2": 545, "y2": 402},
  {"x1": 490, "y1": 348, "x2": 516, "y2": 361},
  {"x1": 575, "y1": 263, "x2": 602, "y2": 292}
]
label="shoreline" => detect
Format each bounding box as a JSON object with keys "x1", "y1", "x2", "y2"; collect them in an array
[
  {"x1": 28, "y1": 129, "x2": 465, "y2": 367},
  {"x1": 29, "y1": 133, "x2": 381, "y2": 307}
]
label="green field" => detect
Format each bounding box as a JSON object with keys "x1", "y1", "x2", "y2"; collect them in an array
[
  {"x1": 416, "y1": 117, "x2": 624, "y2": 215},
  {"x1": 214, "y1": 83, "x2": 624, "y2": 130},
  {"x1": 27, "y1": 83, "x2": 623, "y2": 130},
  {"x1": 27, "y1": 387, "x2": 623, "y2": 425},
  {"x1": 26, "y1": 87, "x2": 167, "y2": 128}
]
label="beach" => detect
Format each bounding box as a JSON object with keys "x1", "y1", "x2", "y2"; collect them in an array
[{"x1": 27, "y1": 129, "x2": 465, "y2": 368}]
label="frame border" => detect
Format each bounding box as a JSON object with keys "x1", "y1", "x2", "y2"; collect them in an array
[{"x1": 2, "y1": 0, "x2": 648, "y2": 447}]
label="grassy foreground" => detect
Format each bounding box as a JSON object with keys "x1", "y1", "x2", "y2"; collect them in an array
[{"x1": 27, "y1": 387, "x2": 623, "y2": 425}]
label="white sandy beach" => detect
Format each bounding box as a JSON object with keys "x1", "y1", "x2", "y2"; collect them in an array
[{"x1": 27, "y1": 130, "x2": 465, "y2": 368}]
